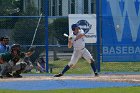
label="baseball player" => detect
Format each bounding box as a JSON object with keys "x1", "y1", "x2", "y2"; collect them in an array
[
  {"x1": 54, "y1": 24, "x2": 98, "y2": 77},
  {"x1": 0, "y1": 44, "x2": 35, "y2": 78}
]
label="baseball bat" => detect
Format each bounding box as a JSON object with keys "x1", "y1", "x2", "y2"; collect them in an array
[
  {"x1": 31, "y1": 13, "x2": 42, "y2": 47},
  {"x1": 63, "y1": 33, "x2": 69, "y2": 37}
]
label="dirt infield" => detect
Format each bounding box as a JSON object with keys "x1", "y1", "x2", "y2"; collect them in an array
[{"x1": 1, "y1": 74, "x2": 140, "y2": 83}]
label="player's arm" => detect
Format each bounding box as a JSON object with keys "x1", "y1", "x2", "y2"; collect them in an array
[
  {"x1": 74, "y1": 29, "x2": 85, "y2": 41},
  {"x1": 25, "y1": 46, "x2": 36, "y2": 57},
  {"x1": 25, "y1": 52, "x2": 33, "y2": 57},
  {"x1": 0, "y1": 58, "x2": 4, "y2": 64},
  {"x1": 68, "y1": 38, "x2": 73, "y2": 48},
  {"x1": 74, "y1": 33, "x2": 85, "y2": 41},
  {"x1": 0, "y1": 54, "x2": 5, "y2": 64}
]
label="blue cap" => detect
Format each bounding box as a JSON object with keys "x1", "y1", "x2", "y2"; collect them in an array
[{"x1": 71, "y1": 24, "x2": 79, "y2": 31}]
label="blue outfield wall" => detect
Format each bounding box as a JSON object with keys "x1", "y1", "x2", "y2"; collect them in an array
[{"x1": 102, "y1": 0, "x2": 140, "y2": 62}]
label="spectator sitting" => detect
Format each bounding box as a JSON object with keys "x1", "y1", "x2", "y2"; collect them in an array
[
  {"x1": 36, "y1": 57, "x2": 46, "y2": 73},
  {"x1": 0, "y1": 36, "x2": 10, "y2": 53}
]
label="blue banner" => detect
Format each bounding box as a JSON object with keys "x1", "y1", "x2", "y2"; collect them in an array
[{"x1": 102, "y1": 0, "x2": 140, "y2": 62}]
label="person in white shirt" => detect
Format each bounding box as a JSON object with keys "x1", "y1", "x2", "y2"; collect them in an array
[{"x1": 54, "y1": 24, "x2": 98, "y2": 77}]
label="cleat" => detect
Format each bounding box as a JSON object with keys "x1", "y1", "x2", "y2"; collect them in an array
[
  {"x1": 95, "y1": 73, "x2": 99, "y2": 77},
  {"x1": 13, "y1": 73, "x2": 22, "y2": 78},
  {"x1": 0, "y1": 75, "x2": 4, "y2": 79},
  {"x1": 54, "y1": 73, "x2": 63, "y2": 77},
  {"x1": 6, "y1": 73, "x2": 13, "y2": 77}
]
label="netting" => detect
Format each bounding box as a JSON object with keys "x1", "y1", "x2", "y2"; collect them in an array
[
  {"x1": 0, "y1": 0, "x2": 46, "y2": 73},
  {"x1": 1, "y1": 0, "x2": 140, "y2": 75}
]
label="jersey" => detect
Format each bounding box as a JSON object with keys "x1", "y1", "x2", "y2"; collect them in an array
[
  {"x1": 0, "y1": 43, "x2": 9, "y2": 53},
  {"x1": 0, "y1": 52, "x2": 25, "y2": 63},
  {"x1": 0, "y1": 53, "x2": 13, "y2": 62},
  {"x1": 68, "y1": 29, "x2": 94, "y2": 66},
  {"x1": 70, "y1": 29, "x2": 85, "y2": 50}
]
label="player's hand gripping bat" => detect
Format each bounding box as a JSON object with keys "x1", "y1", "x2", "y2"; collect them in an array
[{"x1": 63, "y1": 33, "x2": 72, "y2": 39}]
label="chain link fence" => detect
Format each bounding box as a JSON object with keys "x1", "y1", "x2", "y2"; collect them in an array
[
  {"x1": 1, "y1": 0, "x2": 140, "y2": 75},
  {"x1": 0, "y1": 0, "x2": 46, "y2": 73},
  {"x1": 0, "y1": 16, "x2": 46, "y2": 73},
  {"x1": 48, "y1": 0, "x2": 140, "y2": 75}
]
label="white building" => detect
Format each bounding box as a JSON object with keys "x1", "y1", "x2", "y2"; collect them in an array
[
  {"x1": 22, "y1": 0, "x2": 96, "y2": 16},
  {"x1": 48, "y1": 0, "x2": 96, "y2": 16},
  {"x1": 23, "y1": 0, "x2": 43, "y2": 15}
]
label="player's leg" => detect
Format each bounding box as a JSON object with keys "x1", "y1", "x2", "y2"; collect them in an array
[
  {"x1": 82, "y1": 48, "x2": 98, "y2": 76},
  {"x1": 24, "y1": 57, "x2": 34, "y2": 73},
  {"x1": 54, "y1": 51, "x2": 81, "y2": 77},
  {"x1": 0, "y1": 63, "x2": 8, "y2": 78},
  {"x1": 0, "y1": 63, "x2": 12, "y2": 78},
  {"x1": 12, "y1": 62, "x2": 27, "y2": 78},
  {"x1": 90, "y1": 59, "x2": 98, "y2": 76},
  {"x1": 5, "y1": 61, "x2": 14, "y2": 77}
]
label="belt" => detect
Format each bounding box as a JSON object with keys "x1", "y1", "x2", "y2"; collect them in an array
[
  {"x1": 81, "y1": 48, "x2": 85, "y2": 50},
  {"x1": 74, "y1": 47, "x2": 85, "y2": 50}
]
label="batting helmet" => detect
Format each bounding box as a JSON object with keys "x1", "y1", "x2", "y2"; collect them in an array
[{"x1": 71, "y1": 24, "x2": 80, "y2": 31}]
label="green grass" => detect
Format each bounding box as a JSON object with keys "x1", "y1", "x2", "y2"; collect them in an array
[
  {"x1": 49, "y1": 59, "x2": 140, "y2": 74},
  {"x1": 2, "y1": 60, "x2": 139, "y2": 93},
  {"x1": 1, "y1": 87, "x2": 140, "y2": 93},
  {"x1": 101, "y1": 62, "x2": 140, "y2": 72},
  {"x1": 49, "y1": 58, "x2": 92, "y2": 74}
]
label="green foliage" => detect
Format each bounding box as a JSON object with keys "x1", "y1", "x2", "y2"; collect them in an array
[
  {"x1": 12, "y1": 18, "x2": 45, "y2": 45},
  {"x1": 0, "y1": 18, "x2": 17, "y2": 29},
  {"x1": 0, "y1": 0, "x2": 39, "y2": 29},
  {"x1": 0, "y1": 0, "x2": 22, "y2": 29},
  {"x1": 0, "y1": 0, "x2": 21, "y2": 16},
  {"x1": 11, "y1": 1, "x2": 43, "y2": 44},
  {"x1": 10, "y1": 0, "x2": 44, "y2": 44},
  {"x1": 101, "y1": 62, "x2": 140, "y2": 72},
  {"x1": 48, "y1": 18, "x2": 69, "y2": 45},
  {"x1": 12, "y1": 18, "x2": 45, "y2": 62}
]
